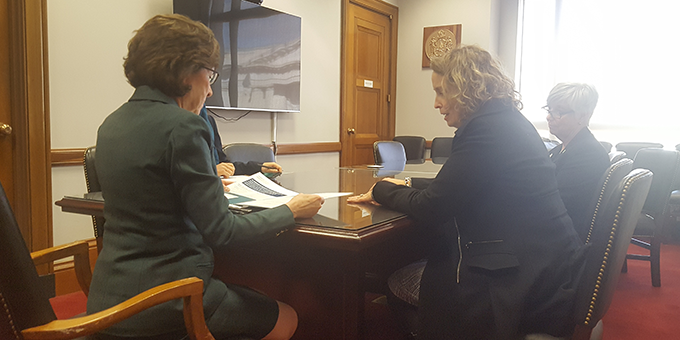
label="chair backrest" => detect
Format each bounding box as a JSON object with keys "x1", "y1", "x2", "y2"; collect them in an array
[
  {"x1": 393, "y1": 136, "x2": 426, "y2": 163},
  {"x1": 632, "y1": 148, "x2": 680, "y2": 218},
  {"x1": 373, "y1": 141, "x2": 407, "y2": 164},
  {"x1": 222, "y1": 143, "x2": 275, "y2": 164},
  {"x1": 608, "y1": 151, "x2": 626, "y2": 164},
  {"x1": 0, "y1": 180, "x2": 57, "y2": 336},
  {"x1": 599, "y1": 141, "x2": 613, "y2": 153},
  {"x1": 572, "y1": 169, "x2": 653, "y2": 336},
  {"x1": 430, "y1": 137, "x2": 454, "y2": 161},
  {"x1": 84, "y1": 146, "x2": 105, "y2": 248},
  {"x1": 582, "y1": 158, "x2": 634, "y2": 243},
  {"x1": 615, "y1": 142, "x2": 663, "y2": 159}
]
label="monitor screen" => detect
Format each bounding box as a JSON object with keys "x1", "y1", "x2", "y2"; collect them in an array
[{"x1": 174, "y1": 0, "x2": 301, "y2": 112}]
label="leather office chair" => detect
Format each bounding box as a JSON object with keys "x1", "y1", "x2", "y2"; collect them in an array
[
  {"x1": 608, "y1": 151, "x2": 626, "y2": 164},
  {"x1": 599, "y1": 141, "x2": 612, "y2": 153},
  {"x1": 430, "y1": 137, "x2": 454, "y2": 164},
  {"x1": 84, "y1": 146, "x2": 105, "y2": 253},
  {"x1": 570, "y1": 169, "x2": 653, "y2": 340},
  {"x1": 581, "y1": 159, "x2": 634, "y2": 243},
  {"x1": 0, "y1": 179, "x2": 214, "y2": 340},
  {"x1": 393, "y1": 136, "x2": 426, "y2": 163},
  {"x1": 615, "y1": 142, "x2": 663, "y2": 160},
  {"x1": 373, "y1": 141, "x2": 407, "y2": 165},
  {"x1": 222, "y1": 143, "x2": 275, "y2": 164},
  {"x1": 623, "y1": 148, "x2": 680, "y2": 287}
]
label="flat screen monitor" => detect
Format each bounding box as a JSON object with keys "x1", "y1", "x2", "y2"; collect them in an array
[{"x1": 174, "y1": 0, "x2": 301, "y2": 113}]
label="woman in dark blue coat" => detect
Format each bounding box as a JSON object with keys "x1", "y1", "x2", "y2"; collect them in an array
[{"x1": 349, "y1": 45, "x2": 583, "y2": 339}]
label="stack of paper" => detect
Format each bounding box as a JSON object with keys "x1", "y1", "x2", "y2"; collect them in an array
[{"x1": 225, "y1": 172, "x2": 351, "y2": 209}]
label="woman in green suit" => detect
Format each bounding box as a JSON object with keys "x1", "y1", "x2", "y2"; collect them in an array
[{"x1": 87, "y1": 14, "x2": 323, "y2": 340}]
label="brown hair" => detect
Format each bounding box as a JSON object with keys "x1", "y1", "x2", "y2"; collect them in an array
[
  {"x1": 429, "y1": 45, "x2": 522, "y2": 119},
  {"x1": 124, "y1": 14, "x2": 220, "y2": 98}
]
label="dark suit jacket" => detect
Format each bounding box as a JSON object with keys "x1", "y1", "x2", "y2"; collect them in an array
[
  {"x1": 87, "y1": 86, "x2": 295, "y2": 337},
  {"x1": 204, "y1": 113, "x2": 263, "y2": 175},
  {"x1": 549, "y1": 128, "x2": 610, "y2": 241},
  {"x1": 373, "y1": 99, "x2": 583, "y2": 339}
]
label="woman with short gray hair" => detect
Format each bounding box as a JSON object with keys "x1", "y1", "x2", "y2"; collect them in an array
[{"x1": 545, "y1": 82, "x2": 610, "y2": 240}]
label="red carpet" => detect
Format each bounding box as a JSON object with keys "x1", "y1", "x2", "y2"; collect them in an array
[
  {"x1": 49, "y1": 291, "x2": 87, "y2": 319},
  {"x1": 601, "y1": 243, "x2": 680, "y2": 340}
]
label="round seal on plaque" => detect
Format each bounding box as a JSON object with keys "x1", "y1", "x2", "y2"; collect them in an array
[{"x1": 426, "y1": 29, "x2": 457, "y2": 60}]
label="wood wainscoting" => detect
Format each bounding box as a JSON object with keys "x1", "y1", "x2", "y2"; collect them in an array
[{"x1": 51, "y1": 142, "x2": 342, "y2": 167}]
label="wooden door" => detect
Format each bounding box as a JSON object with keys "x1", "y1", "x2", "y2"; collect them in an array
[
  {"x1": 341, "y1": 0, "x2": 398, "y2": 166},
  {"x1": 0, "y1": 0, "x2": 13, "y2": 198},
  {"x1": 1, "y1": 0, "x2": 53, "y2": 252}
]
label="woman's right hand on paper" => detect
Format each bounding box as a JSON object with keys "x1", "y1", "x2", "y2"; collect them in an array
[{"x1": 286, "y1": 194, "x2": 325, "y2": 219}]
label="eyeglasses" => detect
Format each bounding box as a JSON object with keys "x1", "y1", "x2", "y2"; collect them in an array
[
  {"x1": 542, "y1": 106, "x2": 574, "y2": 119},
  {"x1": 201, "y1": 66, "x2": 220, "y2": 85}
]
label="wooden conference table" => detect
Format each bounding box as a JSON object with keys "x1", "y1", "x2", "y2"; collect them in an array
[{"x1": 55, "y1": 162, "x2": 442, "y2": 340}]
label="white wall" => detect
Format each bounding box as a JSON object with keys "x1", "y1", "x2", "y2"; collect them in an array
[
  {"x1": 48, "y1": 0, "x2": 513, "y2": 246},
  {"x1": 48, "y1": 0, "x2": 341, "y2": 246},
  {"x1": 392, "y1": 0, "x2": 516, "y2": 139}
]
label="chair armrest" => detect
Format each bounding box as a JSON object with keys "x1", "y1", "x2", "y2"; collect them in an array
[
  {"x1": 31, "y1": 240, "x2": 92, "y2": 296},
  {"x1": 21, "y1": 277, "x2": 214, "y2": 340}
]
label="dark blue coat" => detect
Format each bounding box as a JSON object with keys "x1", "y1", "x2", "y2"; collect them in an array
[{"x1": 373, "y1": 99, "x2": 583, "y2": 339}]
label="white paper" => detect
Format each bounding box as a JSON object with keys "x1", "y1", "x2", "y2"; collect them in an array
[
  {"x1": 225, "y1": 173, "x2": 352, "y2": 209},
  {"x1": 239, "y1": 192, "x2": 353, "y2": 208},
  {"x1": 226, "y1": 172, "x2": 299, "y2": 201}
]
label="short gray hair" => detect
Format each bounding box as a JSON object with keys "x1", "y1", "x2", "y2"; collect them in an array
[{"x1": 546, "y1": 83, "x2": 599, "y2": 117}]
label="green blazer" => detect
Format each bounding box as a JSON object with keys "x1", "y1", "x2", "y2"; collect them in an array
[{"x1": 87, "y1": 86, "x2": 295, "y2": 337}]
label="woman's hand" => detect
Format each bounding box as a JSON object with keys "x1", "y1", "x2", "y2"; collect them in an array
[
  {"x1": 217, "y1": 162, "x2": 235, "y2": 178},
  {"x1": 221, "y1": 178, "x2": 233, "y2": 192},
  {"x1": 346, "y1": 184, "x2": 379, "y2": 205},
  {"x1": 285, "y1": 194, "x2": 325, "y2": 219},
  {"x1": 261, "y1": 162, "x2": 283, "y2": 174}
]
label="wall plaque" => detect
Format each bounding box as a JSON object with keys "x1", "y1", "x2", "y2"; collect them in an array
[{"x1": 422, "y1": 24, "x2": 462, "y2": 68}]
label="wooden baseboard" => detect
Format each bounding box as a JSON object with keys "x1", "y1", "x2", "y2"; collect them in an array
[{"x1": 54, "y1": 238, "x2": 98, "y2": 296}]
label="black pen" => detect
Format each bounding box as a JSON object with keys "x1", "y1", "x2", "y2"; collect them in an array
[{"x1": 256, "y1": 162, "x2": 280, "y2": 171}]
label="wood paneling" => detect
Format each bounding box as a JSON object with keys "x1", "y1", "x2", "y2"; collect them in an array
[{"x1": 50, "y1": 142, "x2": 343, "y2": 167}]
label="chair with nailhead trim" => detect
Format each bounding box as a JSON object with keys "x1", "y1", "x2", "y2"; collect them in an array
[
  {"x1": 525, "y1": 168, "x2": 652, "y2": 340},
  {"x1": 572, "y1": 168, "x2": 652, "y2": 339}
]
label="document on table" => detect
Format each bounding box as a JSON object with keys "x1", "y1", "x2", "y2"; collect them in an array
[{"x1": 225, "y1": 172, "x2": 351, "y2": 209}]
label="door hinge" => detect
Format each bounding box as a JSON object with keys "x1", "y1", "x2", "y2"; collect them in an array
[{"x1": 387, "y1": 94, "x2": 391, "y2": 103}]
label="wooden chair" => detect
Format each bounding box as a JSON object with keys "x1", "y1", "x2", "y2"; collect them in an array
[
  {"x1": 83, "y1": 146, "x2": 105, "y2": 254},
  {"x1": 570, "y1": 168, "x2": 653, "y2": 340},
  {"x1": 0, "y1": 179, "x2": 214, "y2": 340},
  {"x1": 623, "y1": 148, "x2": 680, "y2": 286},
  {"x1": 393, "y1": 136, "x2": 426, "y2": 163},
  {"x1": 430, "y1": 137, "x2": 453, "y2": 164},
  {"x1": 222, "y1": 143, "x2": 275, "y2": 164},
  {"x1": 373, "y1": 141, "x2": 407, "y2": 165}
]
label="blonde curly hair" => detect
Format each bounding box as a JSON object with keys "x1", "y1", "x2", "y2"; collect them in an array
[{"x1": 429, "y1": 45, "x2": 522, "y2": 120}]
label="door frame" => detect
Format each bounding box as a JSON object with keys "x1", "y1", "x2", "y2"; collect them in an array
[
  {"x1": 6, "y1": 0, "x2": 52, "y2": 252},
  {"x1": 340, "y1": 0, "x2": 398, "y2": 166}
]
